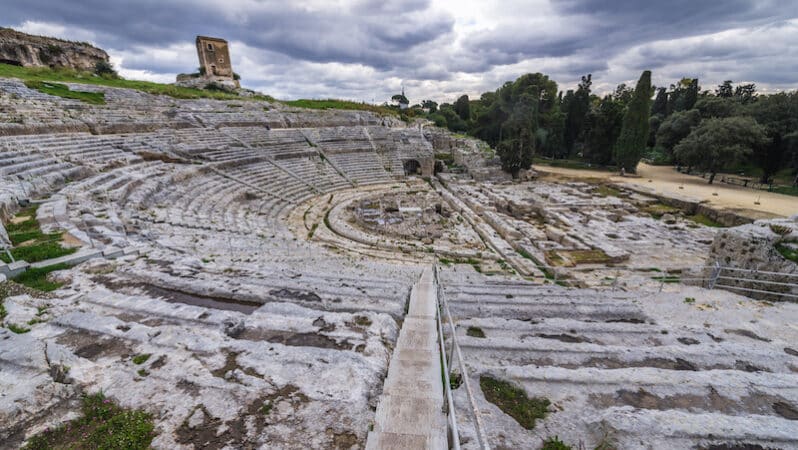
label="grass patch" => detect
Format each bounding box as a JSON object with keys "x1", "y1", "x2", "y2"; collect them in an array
[
  {"x1": 533, "y1": 157, "x2": 616, "y2": 172},
  {"x1": 595, "y1": 185, "x2": 622, "y2": 198},
  {"x1": 480, "y1": 376, "x2": 550, "y2": 430},
  {"x1": 24, "y1": 80, "x2": 105, "y2": 104},
  {"x1": 7, "y1": 323, "x2": 31, "y2": 334},
  {"x1": 546, "y1": 249, "x2": 611, "y2": 266},
  {"x1": 132, "y1": 354, "x2": 151, "y2": 365},
  {"x1": 283, "y1": 99, "x2": 397, "y2": 116},
  {"x1": 466, "y1": 326, "x2": 486, "y2": 338},
  {"x1": 542, "y1": 436, "x2": 572, "y2": 450},
  {"x1": 1, "y1": 63, "x2": 272, "y2": 101},
  {"x1": 14, "y1": 263, "x2": 70, "y2": 291},
  {"x1": 684, "y1": 297, "x2": 696, "y2": 304},
  {"x1": 544, "y1": 250, "x2": 567, "y2": 267},
  {"x1": 1, "y1": 205, "x2": 77, "y2": 264},
  {"x1": 1, "y1": 241, "x2": 77, "y2": 264},
  {"x1": 652, "y1": 275, "x2": 681, "y2": 284},
  {"x1": 642, "y1": 203, "x2": 680, "y2": 219},
  {"x1": 517, "y1": 248, "x2": 535, "y2": 261},
  {"x1": 307, "y1": 222, "x2": 319, "y2": 239},
  {"x1": 567, "y1": 249, "x2": 612, "y2": 265},
  {"x1": 770, "y1": 185, "x2": 798, "y2": 197},
  {"x1": 22, "y1": 392, "x2": 155, "y2": 450},
  {"x1": 687, "y1": 214, "x2": 725, "y2": 228},
  {"x1": 776, "y1": 244, "x2": 798, "y2": 263},
  {"x1": 449, "y1": 372, "x2": 463, "y2": 390}
]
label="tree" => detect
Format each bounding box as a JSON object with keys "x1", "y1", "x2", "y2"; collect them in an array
[
  {"x1": 391, "y1": 93, "x2": 409, "y2": 107},
  {"x1": 421, "y1": 100, "x2": 438, "y2": 113},
  {"x1": 613, "y1": 70, "x2": 652, "y2": 173},
  {"x1": 497, "y1": 127, "x2": 535, "y2": 178},
  {"x1": 745, "y1": 92, "x2": 798, "y2": 182},
  {"x1": 94, "y1": 60, "x2": 118, "y2": 78},
  {"x1": 585, "y1": 95, "x2": 625, "y2": 165},
  {"x1": 716, "y1": 80, "x2": 734, "y2": 98},
  {"x1": 651, "y1": 87, "x2": 669, "y2": 116},
  {"x1": 563, "y1": 74, "x2": 592, "y2": 155},
  {"x1": 655, "y1": 109, "x2": 701, "y2": 154},
  {"x1": 437, "y1": 105, "x2": 468, "y2": 132},
  {"x1": 454, "y1": 95, "x2": 471, "y2": 121},
  {"x1": 694, "y1": 96, "x2": 738, "y2": 118},
  {"x1": 613, "y1": 83, "x2": 634, "y2": 106},
  {"x1": 668, "y1": 78, "x2": 699, "y2": 113},
  {"x1": 673, "y1": 116, "x2": 769, "y2": 184},
  {"x1": 735, "y1": 83, "x2": 757, "y2": 104}
]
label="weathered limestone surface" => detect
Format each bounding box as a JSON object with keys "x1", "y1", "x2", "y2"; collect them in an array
[
  {"x1": 0, "y1": 28, "x2": 109, "y2": 70},
  {"x1": 1, "y1": 71, "x2": 797, "y2": 450},
  {"x1": 441, "y1": 268, "x2": 798, "y2": 450},
  {"x1": 700, "y1": 215, "x2": 798, "y2": 299}
]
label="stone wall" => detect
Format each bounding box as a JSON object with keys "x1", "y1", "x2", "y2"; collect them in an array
[
  {"x1": 700, "y1": 216, "x2": 798, "y2": 300},
  {"x1": 0, "y1": 27, "x2": 109, "y2": 70},
  {"x1": 423, "y1": 127, "x2": 511, "y2": 181}
]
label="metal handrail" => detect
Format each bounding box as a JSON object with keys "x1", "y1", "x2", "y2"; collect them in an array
[
  {"x1": 716, "y1": 275, "x2": 798, "y2": 288},
  {"x1": 435, "y1": 264, "x2": 491, "y2": 450},
  {"x1": 433, "y1": 264, "x2": 460, "y2": 450},
  {"x1": 714, "y1": 284, "x2": 798, "y2": 299},
  {"x1": 716, "y1": 266, "x2": 798, "y2": 278}
]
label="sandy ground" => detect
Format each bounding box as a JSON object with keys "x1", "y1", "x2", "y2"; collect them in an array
[{"x1": 536, "y1": 163, "x2": 797, "y2": 219}]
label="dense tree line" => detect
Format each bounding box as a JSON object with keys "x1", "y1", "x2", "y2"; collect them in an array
[{"x1": 404, "y1": 72, "x2": 798, "y2": 185}]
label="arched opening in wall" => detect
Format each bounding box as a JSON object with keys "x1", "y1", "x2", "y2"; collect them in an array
[
  {"x1": 403, "y1": 159, "x2": 421, "y2": 176},
  {"x1": 210, "y1": 64, "x2": 217, "y2": 75},
  {"x1": 434, "y1": 160, "x2": 446, "y2": 175}
]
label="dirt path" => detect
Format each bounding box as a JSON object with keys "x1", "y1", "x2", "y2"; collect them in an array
[{"x1": 536, "y1": 163, "x2": 797, "y2": 219}]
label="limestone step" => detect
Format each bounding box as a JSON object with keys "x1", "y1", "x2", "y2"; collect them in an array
[
  {"x1": 365, "y1": 431, "x2": 447, "y2": 450},
  {"x1": 373, "y1": 394, "x2": 445, "y2": 436},
  {"x1": 382, "y1": 356, "x2": 443, "y2": 400},
  {"x1": 395, "y1": 327, "x2": 438, "y2": 353}
]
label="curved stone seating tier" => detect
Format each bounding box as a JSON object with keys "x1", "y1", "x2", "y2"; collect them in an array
[
  {"x1": 325, "y1": 152, "x2": 393, "y2": 185},
  {"x1": 438, "y1": 269, "x2": 798, "y2": 449}
]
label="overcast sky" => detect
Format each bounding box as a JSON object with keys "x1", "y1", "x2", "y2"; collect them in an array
[{"x1": 3, "y1": 0, "x2": 797, "y2": 103}]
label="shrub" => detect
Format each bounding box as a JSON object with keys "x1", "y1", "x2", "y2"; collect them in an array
[
  {"x1": 94, "y1": 60, "x2": 118, "y2": 78},
  {"x1": 466, "y1": 326, "x2": 486, "y2": 338},
  {"x1": 480, "y1": 376, "x2": 550, "y2": 430},
  {"x1": 132, "y1": 354, "x2": 151, "y2": 365},
  {"x1": 776, "y1": 244, "x2": 798, "y2": 263},
  {"x1": 542, "y1": 436, "x2": 572, "y2": 450}
]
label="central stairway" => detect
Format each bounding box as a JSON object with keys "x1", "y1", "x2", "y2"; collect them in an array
[{"x1": 367, "y1": 267, "x2": 447, "y2": 449}]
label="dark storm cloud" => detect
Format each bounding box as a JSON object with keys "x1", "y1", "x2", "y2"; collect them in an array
[
  {"x1": 461, "y1": 0, "x2": 790, "y2": 71},
  {"x1": 554, "y1": 0, "x2": 781, "y2": 30},
  {"x1": 2, "y1": 0, "x2": 454, "y2": 69},
  {"x1": 2, "y1": 0, "x2": 796, "y2": 101}
]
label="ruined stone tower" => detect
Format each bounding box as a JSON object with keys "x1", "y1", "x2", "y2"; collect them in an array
[{"x1": 195, "y1": 36, "x2": 236, "y2": 84}]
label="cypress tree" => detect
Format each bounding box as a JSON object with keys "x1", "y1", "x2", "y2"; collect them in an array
[{"x1": 613, "y1": 70, "x2": 652, "y2": 173}]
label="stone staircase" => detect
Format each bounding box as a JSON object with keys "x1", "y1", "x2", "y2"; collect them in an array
[{"x1": 367, "y1": 267, "x2": 447, "y2": 449}]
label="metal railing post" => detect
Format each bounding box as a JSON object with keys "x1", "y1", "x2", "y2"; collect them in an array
[{"x1": 709, "y1": 261, "x2": 721, "y2": 290}]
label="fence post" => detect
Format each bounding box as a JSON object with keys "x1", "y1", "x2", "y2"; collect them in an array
[{"x1": 709, "y1": 262, "x2": 721, "y2": 290}]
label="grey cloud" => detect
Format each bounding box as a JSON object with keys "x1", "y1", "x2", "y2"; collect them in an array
[{"x1": 2, "y1": 0, "x2": 796, "y2": 103}]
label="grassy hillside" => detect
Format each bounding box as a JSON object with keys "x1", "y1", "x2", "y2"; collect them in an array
[
  {"x1": 0, "y1": 63, "x2": 272, "y2": 101},
  {"x1": 283, "y1": 98, "x2": 397, "y2": 116},
  {"x1": 0, "y1": 63, "x2": 405, "y2": 117}
]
